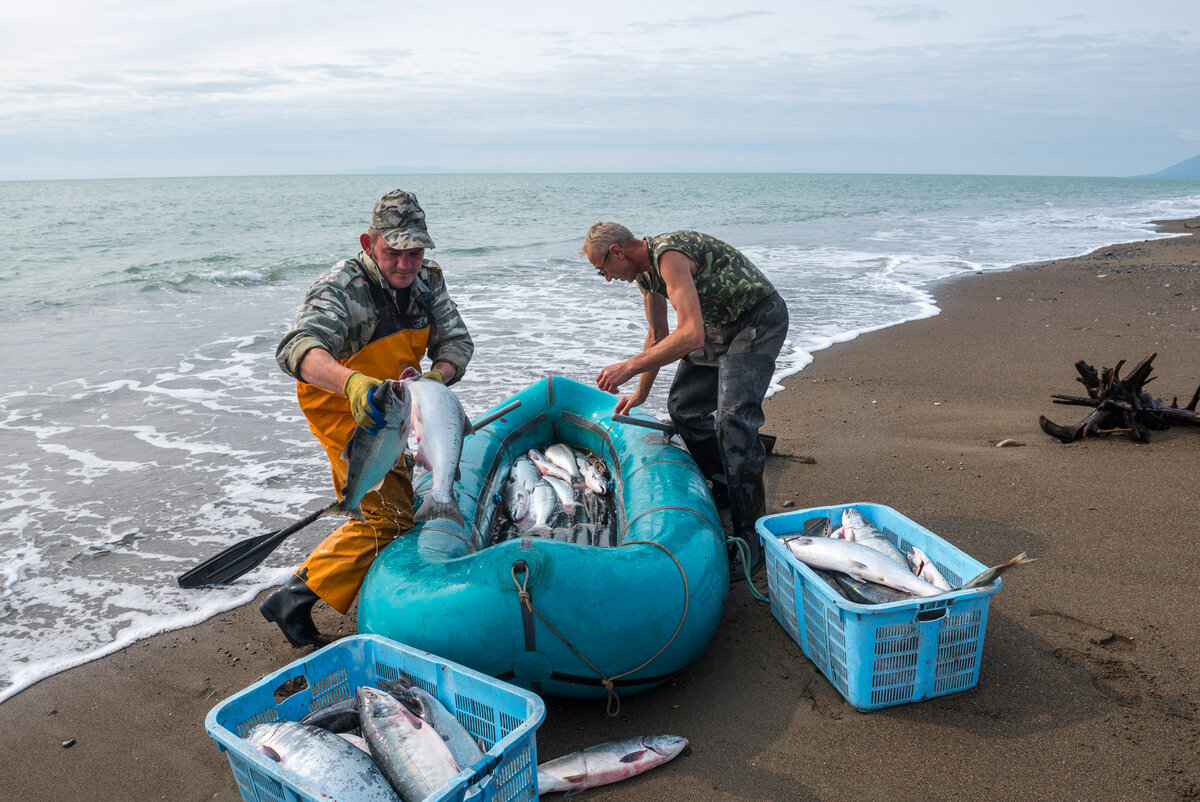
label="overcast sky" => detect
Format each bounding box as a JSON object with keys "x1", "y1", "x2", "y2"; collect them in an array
[{"x1": 2, "y1": 1, "x2": 1197, "y2": 180}]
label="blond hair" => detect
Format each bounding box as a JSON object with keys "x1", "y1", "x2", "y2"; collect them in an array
[{"x1": 581, "y1": 222, "x2": 637, "y2": 258}]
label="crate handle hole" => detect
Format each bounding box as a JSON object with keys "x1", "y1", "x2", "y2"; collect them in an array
[
  {"x1": 916, "y1": 608, "x2": 947, "y2": 623},
  {"x1": 273, "y1": 675, "x2": 309, "y2": 704}
]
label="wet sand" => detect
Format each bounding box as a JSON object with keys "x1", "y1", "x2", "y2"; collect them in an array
[{"x1": 2, "y1": 218, "x2": 1198, "y2": 801}]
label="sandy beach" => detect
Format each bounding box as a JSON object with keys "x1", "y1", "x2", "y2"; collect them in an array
[{"x1": 2, "y1": 218, "x2": 1198, "y2": 801}]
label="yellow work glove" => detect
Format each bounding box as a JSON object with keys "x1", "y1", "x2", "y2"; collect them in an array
[
  {"x1": 343, "y1": 371, "x2": 386, "y2": 432},
  {"x1": 421, "y1": 368, "x2": 445, "y2": 384}
]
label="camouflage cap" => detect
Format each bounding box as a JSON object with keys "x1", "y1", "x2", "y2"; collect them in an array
[{"x1": 370, "y1": 189, "x2": 435, "y2": 250}]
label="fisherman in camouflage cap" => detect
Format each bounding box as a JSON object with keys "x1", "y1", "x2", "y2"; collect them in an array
[
  {"x1": 581, "y1": 224, "x2": 788, "y2": 580},
  {"x1": 262, "y1": 190, "x2": 473, "y2": 648}
]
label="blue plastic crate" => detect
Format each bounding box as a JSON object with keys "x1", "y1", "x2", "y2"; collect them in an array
[
  {"x1": 758, "y1": 503, "x2": 1001, "y2": 712},
  {"x1": 206, "y1": 634, "x2": 546, "y2": 802}
]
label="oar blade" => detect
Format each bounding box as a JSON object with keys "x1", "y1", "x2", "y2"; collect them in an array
[
  {"x1": 176, "y1": 503, "x2": 335, "y2": 589},
  {"x1": 177, "y1": 531, "x2": 281, "y2": 589}
]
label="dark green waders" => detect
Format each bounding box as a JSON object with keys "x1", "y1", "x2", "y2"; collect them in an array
[{"x1": 666, "y1": 293, "x2": 789, "y2": 578}]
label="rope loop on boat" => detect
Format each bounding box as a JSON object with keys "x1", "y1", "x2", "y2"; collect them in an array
[
  {"x1": 507, "y1": 541, "x2": 690, "y2": 717},
  {"x1": 726, "y1": 535, "x2": 770, "y2": 603}
]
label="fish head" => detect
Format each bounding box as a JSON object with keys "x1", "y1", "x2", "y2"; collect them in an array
[
  {"x1": 375, "y1": 380, "x2": 412, "y2": 427},
  {"x1": 356, "y1": 685, "x2": 407, "y2": 719},
  {"x1": 641, "y1": 735, "x2": 690, "y2": 758}
]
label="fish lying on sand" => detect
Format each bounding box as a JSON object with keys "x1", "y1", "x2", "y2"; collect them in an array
[
  {"x1": 399, "y1": 367, "x2": 473, "y2": 525},
  {"x1": 248, "y1": 720, "x2": 400, "y2": 801},
  {"x1": 536, "y1": 735, "x2": 690, "y2": 796}
]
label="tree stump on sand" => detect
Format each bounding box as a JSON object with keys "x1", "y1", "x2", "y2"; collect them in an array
[{"x1": 1039, "y1": 352, "x2": 1200, "y2": 443}]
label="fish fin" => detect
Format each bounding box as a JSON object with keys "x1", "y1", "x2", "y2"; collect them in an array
[
  {"x1": 415, "y1": 496, "x2": 465, "y2": 525},
  {"x1": 619, "y1": 749, "x2": 648, "y2": 763},
  {"x1": 561, "y1": 774, "x2": 589, "y2": 783},
  {"x1": 399, "y1": 366, "x2": 421, "y2": 380},
  {"x1": 339, "y1": 443, "x2": 352, "y2": 462},
  {"x1": 850, "y1": 560, "x2": 868, "y2": 569},
  {"x1": 257, "y1": 745, "x2": 282, "y2": 763},
  {"x1": 413, "y1": 444, "x2": 433, "y2": 471}
]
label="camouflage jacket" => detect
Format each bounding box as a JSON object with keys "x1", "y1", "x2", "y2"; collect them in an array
[
  {"x1": 276, "y1": 251, "x2": 473, "y2": 384},
  {"x1": 636, "y1": 231, "x2": 776, "y2": 328}
]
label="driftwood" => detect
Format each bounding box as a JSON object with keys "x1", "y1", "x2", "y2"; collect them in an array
[{"x1": 1039, "y1": 352, "x2": 1200, "y2": 443}]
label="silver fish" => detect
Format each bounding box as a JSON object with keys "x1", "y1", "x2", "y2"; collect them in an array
[
  {"x1": 783, "y1": 536, "x2": 945, "y2": 597},
  {"x1": 358, "y1": 686, "x2": 461, "y2": 802},
  {"x1": 503, "y1": 480, "x2": 530, "y2": 525},
  {"x1": 841, "y1": 508, "x2": 908, "y2": 566},
  {"x1": 580, "y1": 458, "x2": 608, "y2": 495},
  {"x1": 247, "y1": 720, "x2": 400, "y2": 802},
  {"x1": 831, "y1": 573, "x2": 914, "y2": 604},
  {"x1": 528, "y1": 480, "x2": 558, "y2": 536},
  {"x1": 536, "y1": 735, "x2": 690, "y2": 796},
  {"x1": 544, "y1": 475, "x2": 578, "y2": 515},
  {"x1": 528, "y1": 449, "x2": 575, "y2": 483},
  {"x1": 907, "y1": 546, "x2": 953, "y2": 591},
  {"x1": 545, "y1": 443, "x2": 582, "y2": 481},
  {"x1": 333, "y1": 380, "x2": 411, "y2": 521},
  {"x1": 402, "y1": 370, "x2": 474, "y2": 525},
  {"x1": 510, "y1": 456, "x2": 542, "y2": 491},
  {"x1": 380, "y1": 677, "x2": 486, "y2": 772}
]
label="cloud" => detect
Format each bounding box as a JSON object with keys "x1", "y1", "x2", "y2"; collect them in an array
[
  {"x1": 854, "y1": 4, "x2": 947, "y2": 24},
  {"x1": 639, "y1": 10, "x2": 774, "y2": 30}
]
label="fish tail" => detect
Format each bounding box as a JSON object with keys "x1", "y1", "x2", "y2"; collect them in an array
[
  {"x1": 415, "y1": 496, "x2": 465, "y2": 525},
  {"x1": 324, "y1": 502, "x2": 366, "y2": 523},
  {"x1": 962, "y1": 551, "x2": 1036, "y2": 589}
]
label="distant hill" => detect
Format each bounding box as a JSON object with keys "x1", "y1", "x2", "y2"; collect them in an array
[{"x1": 1140, "y1": 154, "x2": 1200, "y2": 179}]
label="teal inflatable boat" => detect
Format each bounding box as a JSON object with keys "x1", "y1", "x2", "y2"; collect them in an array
[{"x1": 357, "y1": 376, "x2": 729, "y2": 700}]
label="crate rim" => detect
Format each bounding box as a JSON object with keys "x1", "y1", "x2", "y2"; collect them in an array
[{"x1": 757, "y1": 502, "x2": 1003, "y2": 610}]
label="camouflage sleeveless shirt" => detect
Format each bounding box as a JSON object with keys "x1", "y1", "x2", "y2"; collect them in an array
[{"x1": 635, "y1": 231, "x2": 775, "y2": 328}]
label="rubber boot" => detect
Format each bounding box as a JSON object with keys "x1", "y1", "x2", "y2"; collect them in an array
[
  {"x1": 259, "y1": 574, "x2": 331, "y2": 649},
  {"x1": 726, "y1": 472, "x2": 767, "y2": 582}
]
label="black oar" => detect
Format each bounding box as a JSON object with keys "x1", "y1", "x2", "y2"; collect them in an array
[
  {"x1": 611, "y1": 412, "x2": 675, "y2": 435},
  {"x1": 177, "y1": 503, "x2": 337, "y2": 589},
  {"x1": 612, "y1": 412, "x2": 776, "y2": 454},
  {"x1": 176, "y1": 400, "x2": 523, "y2": 589}
]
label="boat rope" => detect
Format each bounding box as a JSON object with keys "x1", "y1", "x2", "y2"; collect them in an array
[
  {"x1": 726, "y1": 535, "x2": 770, "y2": 603},
  {"x1": 509, "y1": 540, "x2": 689, "y2": 717}
]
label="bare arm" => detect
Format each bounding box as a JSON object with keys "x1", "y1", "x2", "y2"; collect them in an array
[{"x1": 596, "y1": 251, "x2": 706, "y2": 405}]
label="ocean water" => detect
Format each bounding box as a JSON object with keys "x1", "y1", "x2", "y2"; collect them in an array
[{"x1": 1, "y1": 172, "x2": 1197, "y2": 701}]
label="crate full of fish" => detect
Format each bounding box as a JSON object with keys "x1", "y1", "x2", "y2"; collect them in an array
[
  {"x1": 205, "y1": 634, "x2": 546, "y2": 802},
  {"x1": 758, "y1": 503, "x2": 1028, "y2": 712}
]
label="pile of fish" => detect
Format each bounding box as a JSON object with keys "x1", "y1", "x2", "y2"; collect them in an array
[
  {"x1": 782, "y1": 508, "x2": 1034, "y2": 604},
  {"x1": 247, "y1": 674, "x2": 484, "y2": 802},
  {"x1": 245, "y1": 670, "x2": 689, "y2": 800},
  {"x1": 488, "y1": 443, "x2": 617, "y2": 548}
]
